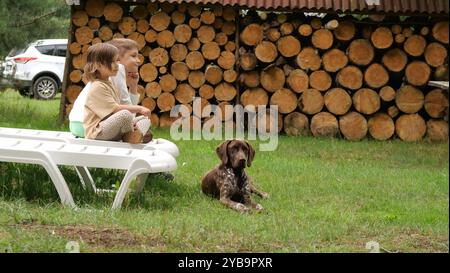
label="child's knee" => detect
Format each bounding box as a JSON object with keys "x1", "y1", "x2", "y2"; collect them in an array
[{"x1": 116, "y1": 110, "x2": 134, "y2": 122}]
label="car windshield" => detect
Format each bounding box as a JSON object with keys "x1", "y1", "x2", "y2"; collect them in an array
[{"x1": 7, "y1": 46, "x2": 27, "y2": 57}]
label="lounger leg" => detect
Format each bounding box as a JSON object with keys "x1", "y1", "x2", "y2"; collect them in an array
[
  {"x1": 75, "y1": 166, "x2": 97, "y2": 193},
  {"x1": 112, "y1": 160, "x2": 150, "y2": 210}
]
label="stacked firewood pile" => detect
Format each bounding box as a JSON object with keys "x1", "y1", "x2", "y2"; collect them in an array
[
  {"x1": 237, "y1": 11, "x2": 449, "y2": 142},
  {"x1": 64, "y1": 0, "x2": 449, "y2": 142},
  {"x1": 66, "y1": 0, "x2": 238, "y2": 128}
]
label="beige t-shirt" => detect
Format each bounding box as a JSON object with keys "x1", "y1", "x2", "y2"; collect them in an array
[{"x1": 84, "y1": 80, "x2": 120, "y2": 139}]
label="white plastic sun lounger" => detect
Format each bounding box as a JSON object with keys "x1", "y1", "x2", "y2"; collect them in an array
[
  {"x1": 0, "y1": 127, "x2": 180, "y2": 196},
  {"x1": 0, "y1": 137, "x2": 177, "y2": 209}
]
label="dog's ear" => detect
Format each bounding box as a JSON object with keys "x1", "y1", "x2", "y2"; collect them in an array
[
  {"x1": 216, "y1": 140, "x2": 231, "y2": 165},
  {"x1": 245, "y1": 141, "x2": 255, "y2": 167}
]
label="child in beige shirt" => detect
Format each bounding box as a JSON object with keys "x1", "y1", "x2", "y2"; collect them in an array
[{"x1": 83, "y1": 43, "x2": 150, "y2": 143}]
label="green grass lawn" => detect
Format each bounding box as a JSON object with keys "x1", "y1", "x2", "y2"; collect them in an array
[{"x1": 0, "y1": 89, "x2": 448, "y2": 253}]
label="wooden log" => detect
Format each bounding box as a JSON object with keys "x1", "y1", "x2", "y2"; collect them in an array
[
  {"x1": 261, "y1": 66, "x2": 285, "y2": 93},
  {"x1": 222, "y1": 6, "x2": 236, "y2": 21},
  {"x1": 145, "y1": 29, "x2": 157, "y2": 43},
  {"x1": 337, "y1": 66, "x2": 363, "y2": 90},
  {"x1": 427, "y1": 120, "x2": 449, "y2": 142},
  {"x1": 157, "y1": 92, "x2": 176, "y2": 112},
  {"x1": 217, "y1": 51, "x2": 235, "y2": 70},
  {"x1": 270, "y1": 88, "x2": 298, "y2": 114},
  {"x1": 150, "y1": 11, "x2": 171, "y2": 31},
  {"x1": 131, "y1": 5, "x2": 148, "y2": 20},
  {"x1": 432, "y1": 21, "x2": 449, "y2": 44},
  {"x1": 174, "y1": 84, "x2": 195, "y2": 104},
  {"x1": 420, "y1": 26, "x2": 430, "y2": 36},
  {"x1": 395, "y1": 114, "x2": 426, "y2": 142},
  {"x1": 267, "y1": 28, "x2": 281, "y2": 42},
  {"x1": 66, "y1": 85, "x2": 82, "y2": 104},
  {"x1": 362, "y1": 26, "x2": 373, "y2": 40},
  {"x1": 395, "y1": 85, "x2": 425, "y2": 114},
  {"x1": 225, "y1": 41, "x2": 236, "y2": 52},
  {"x1": 75, "y1": 26, "x2": 93, "y2": 45},
  {"x1": 324, "y1": 88, "x2": 352, "y2": 116},
  {"x1": 223, "y1": 69, "x2": 237, "y2": 83},
  {"x1": 240, "y1": 88, "x2": 269, "y2": 109},
  {"x1": 128, "y1": 32, "x2": 145, "y2": 50},
  {"x1": 156, "y1": 30, "x2": 175, "y2": 48},
  {"x1": 98, "y1": 26, "x2": 113, "y2": 41},
  {"x1": 310, "y1": 18, "x2": 322, "y2": 30},
  {"x1": 69, "y1": 70, "x2": 82, "y2": 83},
  {"x1": 402, "y1": 27, "x2": 414, "y2": 38},
  {"x1": 200, "y1": 10, "x2": 215, "y2": 25},
  {"x1": 387, "y1": 106, "x2": 399, "y2": 118},
  {"x1": 353, "y1": 88, "x2": 380, "y2": 115},
  {"x1": 322, "y1": 49, "x2": 348, "y2": 73},
  {"x1": 298, "y1": 24, "x2": 313, "y2": 37},
  {"x1": 188, "y1": 70, "x2": 205, "y2": 89},
  {"x1": 136, "y1": 19, "x2": 149, "y2": 34},
  {"x1": 160, "y1": 74, "x2": 177, "y2": 93},
  {"x1": 348, "y1": 39, "x2": 374, "y2": 66},
  {"x1": 368, "y1": 113, "x2": 395, "y2": 141},
  {"x1": 364, "y1": 63, "x2": 389, "y2": 89},
  {"x1": 287, "y1": 69, "x2": 309, "y2": 94},
  {"x1": 145, "y1": 82, "x2": 161, "y2": 98},
  {"x1": 186, "y1": 51, "x2": 205, "y2": 70},
  {"x1": 241, "y1": 71, "x2": 260, "y2": 88},
  {"x1": 277, "y1": 35, "x2": 301, "y2": 58},
  {"x1": 141, "y1": 97, "x2": 156, "y2": 112},
  {"x1": 149, "y1": 47, "x2": 169, "y2": 67},
  {"x1": 391, "y1": 24, "x2": 403, "y2": 35},
  {"x1": 72, "y1": 54, "x2": 86, "y2": 70},
  {"x1": 240, "y1": 23, "x2": 263, "y2": 46},
  {"x1": 255, "y1": 41, "x2": 278, "y2": 63},
  {"x1": 298, "y1": 89, "x2": 324, "y2": 115},
  {"x1": 425, "y1": 43, "x2": 448, "y2": 68},
  {"x1": 310, "y1": 112, "x2": 339, "y2": 138},
  {"x1": 371, "y1": 27, "x2": 393, "y2": 49},
  {"x1": 215, "y1": 32, "x2": 228, "y2": 46},
  {"x1": 171, "y1": 62, "x2": 189, "y2": 81},
  {"x1": 334, "y1": 20, "x2": 355, "y2": 42},
  {"x1": 69, "y1": 42, "x2": 81, "y2": 55},
  {"x1": 325, "y1": 19, "x2": 339, "y2": 30},
  {"x1": 213, "y1": 17, "x2": 224, "y2": 30},
  {"x1": 253, "y1": 109, "x2": 283, "y2": 133},
  {"x1": 85, "y1": 0, "x2": 105, "y2": 18},
  {"x1": 382, "y1": 48, "x2": 408, "y2": 72},
  {"x1": 404, "y1": 35, "x2": 427, "y2": 57},
  {"x1": 379, "y1": 86, "x2": 396, "y2": 102},
  {"x1": 297, "y1": 47, "x2": 321, "y2": 71},
  {"x1": 150, "y1": 113, "x2": 160, "y2": 128},
  {"x1": 174, "y1": 24, "x2": 192, "y2": 44},
  {"x1": 312, "y1": 29, "x2": 334, "y2": 50},
  {"x1": 424, "y1": 89, "x2": 449, "y2": 118},
  {"x1": 91, "y1": 37, "x2": 102, "y2": 45},
  {"x1": 147, "y1": 2, "x2": 159, "y2": 14},
  {"x1": 215, "y1": 83, "x2": 237, "y2": 102},
  {"x1": 189, "y1": 17, "x2": 201, "y2": 30},
  {"x1": 280, "y1": 22, "x2": 294, "y2": 35},
  {"x1": 171, "y1": 10, "x2": 186, "y2": 25},
  {"x1": 283, "y1": 112, "x2": 310, "y2": 136},
  {"x1": 395, "y1": 34, "x2": 406, "y2": 44},
  {"x1": 170, "y1": 44, "x2": 188, "y2": 62},
  {"x1": 202, "y1": 41, "x2": 221, "y2": 61},
  {"x1": 187, "y1": 38, "x2": 201, "y2": 51},
  {"x1": 73, "y1": 10, "x2": 89, "y2": 27},
  {"x1": 240, "y1": 52, "x2": 257, "y2": 71},
  {"x1": 339, "y1": 112, "x2": 368, "y2": 141},
  {"x1": 205, "y1": 65, "x2": 223, "y2": 85},
  {"x1": 199, "y1": 84, "x2": 215, "y2": 100},
  {"x1": 221, "y1": 21, "x2": 236, "y2": 36},
  {"x1": 139, "y1": 63, "x2": 158, "y2": 82},
  {"x1": 118, "y1": 17, "x2": 136, "y2": 36},
  {"x1": 198, "y1": 25, "x2": 216, "y2": 43},
  {"x1": 309, "y1": 70, "x2": 332, "y2": 92},
  {"x1": 187, "y1": 3, "x2": 201, "y2": 17},
  {"x1": 405, "y1": 61, "x2": 431, "y2": 86}
]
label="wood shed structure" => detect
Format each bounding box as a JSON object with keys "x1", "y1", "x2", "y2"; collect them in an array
[{"x1": 61, "y1": 0, "x2": 449, "y2": 141}]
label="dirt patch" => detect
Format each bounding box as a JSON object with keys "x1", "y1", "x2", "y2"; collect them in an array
[{"x1": 17, "y1": 222, "x2": 165, "y2": 249}]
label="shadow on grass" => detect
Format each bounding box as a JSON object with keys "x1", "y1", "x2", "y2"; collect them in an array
[{"x1": 0, "y1": 162, "x2": 191, "y2": 211}]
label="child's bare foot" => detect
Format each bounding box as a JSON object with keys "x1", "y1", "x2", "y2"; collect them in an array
[
  {"x1": 143, "y1": 131, "x2": 153, "y2": 143},
  {"x1": 122, "y1": 131, "x2": 143, "y2": 144}
]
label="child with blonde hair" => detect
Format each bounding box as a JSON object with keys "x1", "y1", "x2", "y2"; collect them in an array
[{"x1": 82, "y1": 43, "x2": 149, "y2": 143}]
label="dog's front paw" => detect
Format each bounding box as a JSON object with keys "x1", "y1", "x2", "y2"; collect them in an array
[
  {"x1": 235, "y1": 203, "x2": 250, "y2": 213},
  {"x1": 255, "y1": 203, "x2": 264, "y2": 211},
  {"x1": 260, "y1": 192, "x2": 269, "y2": 199}
]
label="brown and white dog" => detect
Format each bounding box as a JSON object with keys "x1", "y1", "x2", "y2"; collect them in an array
[{"x1": 201, "y1": 140, "x2": 269, "y2": 213}]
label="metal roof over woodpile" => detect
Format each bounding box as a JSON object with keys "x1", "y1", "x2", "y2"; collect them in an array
[{"x1": 100, "y1": 0, "x2": 449, "y2": 15}]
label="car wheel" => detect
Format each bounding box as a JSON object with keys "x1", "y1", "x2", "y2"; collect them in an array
[
  {"x1": 32, "y1": 76, "x2": 58, "y2": 100},
  {"x1": 18, "y1": 88, "x2": 32, "y2": 97}
]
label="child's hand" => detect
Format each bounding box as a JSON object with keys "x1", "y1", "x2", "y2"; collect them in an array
[
  {"x1": 127, "y1": 72, "x2": 139, "y2": 91},
  {"x1": 138, "y1": 106, "x2": 151, "y2": 117}
]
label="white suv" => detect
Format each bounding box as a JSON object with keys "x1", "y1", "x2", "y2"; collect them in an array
[{"x1": 3, "y1": 39, "x2": 67, "y2": 99}]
